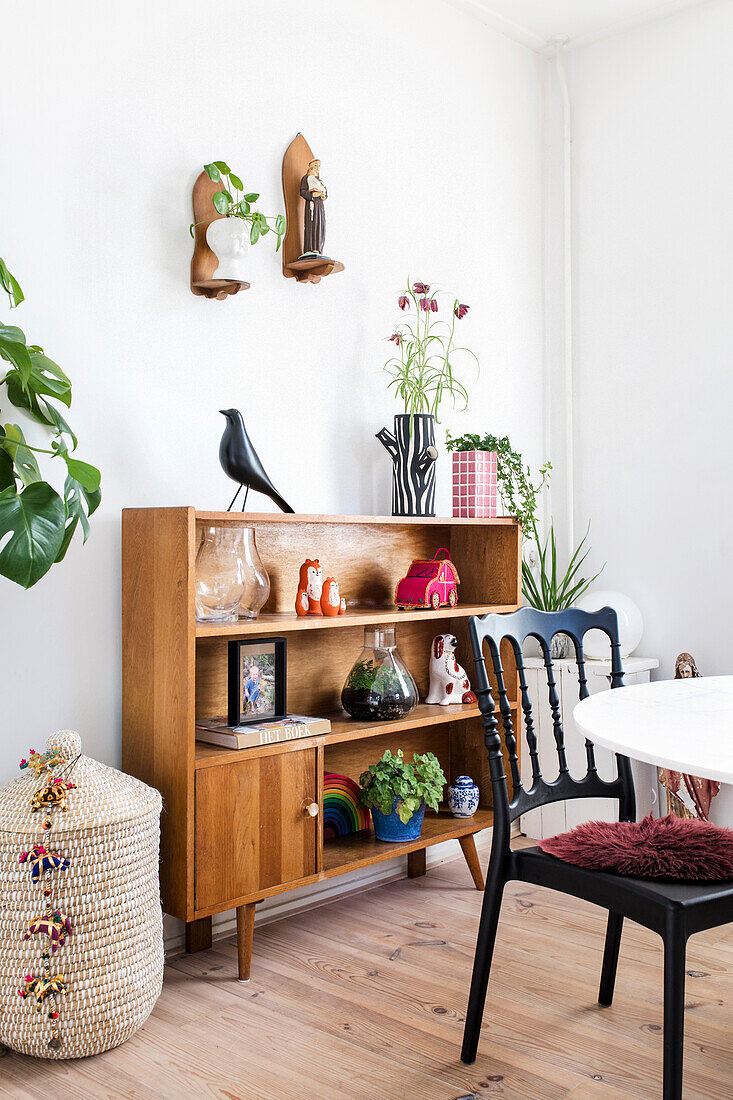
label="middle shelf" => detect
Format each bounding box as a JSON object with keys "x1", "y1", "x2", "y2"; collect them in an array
[{"x1": 194, "y1": 701, "x2": 497, "y2": 767}]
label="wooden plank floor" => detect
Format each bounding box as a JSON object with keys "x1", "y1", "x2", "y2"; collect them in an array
[{"x1": 1, "y1": 846, "x2": 732, "y2": 1099}]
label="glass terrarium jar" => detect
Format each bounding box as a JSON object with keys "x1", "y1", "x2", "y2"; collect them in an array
[
  {"x1": 341, "y1": 626, "x2": 418, "y2": 721},
  {"x1": 195, "y1": 526, "x2": 270, "y2": 623}
]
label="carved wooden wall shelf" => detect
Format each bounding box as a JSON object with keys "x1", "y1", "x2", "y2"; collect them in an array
[
  {"x1": 281, "y1": 134, "x2": 345, "y2": 285},
  {"x1": 190, "y1": 171, "x2": 250, "y2": 301}
]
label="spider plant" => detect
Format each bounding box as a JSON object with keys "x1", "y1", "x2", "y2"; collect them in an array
[{"x1": 522, "y1": 517, "x2": 604, "y2": 611}]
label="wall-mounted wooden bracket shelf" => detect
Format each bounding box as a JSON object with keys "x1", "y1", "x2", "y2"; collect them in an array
[
  {"x1": 281, "y1": 134, "x2": 344, "y2": 285},
  {"x1": 190, "y1": 171, "x2": 250, "y2": 300}
]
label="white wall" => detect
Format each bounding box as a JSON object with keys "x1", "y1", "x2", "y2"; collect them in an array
[
  {"x1": 0, "y1": 5, "x2": 545, "y2": 788},
  {"x1": 570, "y1": 3, "x2": 733, "y2": 819}
]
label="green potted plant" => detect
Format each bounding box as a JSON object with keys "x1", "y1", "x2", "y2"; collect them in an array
[
  {"x1": 359, "y1": 749, "x2": 446, "y2": 842},
  {"x1": 445, "y1": 431, "x2": 551, "y2": 528},
  {"x1": 377, "y1": 280, "x2": 478, "y2": 517},
  {"x1": 0, "y1": 257, "x2": 100, "y2": 588},
  {"x1": 191, "y1": 161, "x2": 286, "y2": 282},
  {"x1": 522, "y1": 516, "x2": 604, "y2": 657}
]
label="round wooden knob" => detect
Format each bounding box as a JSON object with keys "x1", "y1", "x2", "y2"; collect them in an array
[{"x1": 304, "y1": 801, "x2": 319, "y2": 817}]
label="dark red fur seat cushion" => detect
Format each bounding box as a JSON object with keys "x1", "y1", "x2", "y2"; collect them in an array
[{"x1": 538, "y1": 814, "x2": 733, "y2": 881}]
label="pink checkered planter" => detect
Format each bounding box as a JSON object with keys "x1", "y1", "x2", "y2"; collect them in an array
[{"x1": 452, "y1": 450, "x2": 498, "y2": 518}]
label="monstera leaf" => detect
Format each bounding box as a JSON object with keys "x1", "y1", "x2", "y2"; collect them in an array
[
  {"x1": 0, "y1": 482, "x2": 65, "y2": 588},
  {"x1": 55, "y1": 472, "x2": 101, "y2": 564}
]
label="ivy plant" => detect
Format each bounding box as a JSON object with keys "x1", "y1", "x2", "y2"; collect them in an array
[
  {"x1": 359, "y1": 749, "x2": 446, "y2": 824},
  {"x1": 445, "y1": 431, "x2": 551, "y2": 531},
  {"x1": 190, "y1": 161, "x2": 286, "y2": 250},
  {"x1": 0, "y1": 258, "x2": 101, "y2": 588}
]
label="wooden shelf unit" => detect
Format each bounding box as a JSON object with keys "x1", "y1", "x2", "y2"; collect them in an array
[{"x1": 121, "y1": 509, "x2": 521, "y2": 978}]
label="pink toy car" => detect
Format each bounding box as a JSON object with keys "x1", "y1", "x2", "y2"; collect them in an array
[{"x1": 394, "y1": 548, "x2": 460, "y2": 611}]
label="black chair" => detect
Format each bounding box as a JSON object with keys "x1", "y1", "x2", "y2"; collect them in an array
[{"x1": 460, "y1": 606, "x2": 733, "y2": 1100}]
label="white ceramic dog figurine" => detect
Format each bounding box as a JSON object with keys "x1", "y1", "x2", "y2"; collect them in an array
[{"x1": 426, "y1": 634, "x2": 478, "y2": 706}]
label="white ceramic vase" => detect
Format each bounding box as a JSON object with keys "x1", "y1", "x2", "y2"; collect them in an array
[
  {"x1": 575, "y1": 589, "x2": 643, "y2": 659},
  {"x1": 206, "y1": 217, "x2": 249, "y2": 281}
]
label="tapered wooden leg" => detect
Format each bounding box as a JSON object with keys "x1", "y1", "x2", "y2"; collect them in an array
[
  {"x1": 408, "y1": 848, "x2": 427, "y2": 878},
  {"x1": 461, "y1": 868, "x2": 504, "y2": 1063},
  {"x1": 598, "y1": 911, "x2": 624, "y2": 1006},
  {"x1": 458, "y1": 833, "x2": 484, "y2": 890},
  {"x1": 236, "y1": 903, "x2": 255, "y2": 983},
  {"x1": 663, "y1": 923, "x2": 686, "y2": 1100},
  {"x1": 185, "y1": 916, "x2": 212, "y2": 954}
]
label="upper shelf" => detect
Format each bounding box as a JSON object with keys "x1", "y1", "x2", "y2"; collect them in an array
[
  {"x1": 195, "y1": 512, "x2": 519, "y2": 527},
  {"x1": 195, "y1": 602, "x2": 520, "y2": 638}
]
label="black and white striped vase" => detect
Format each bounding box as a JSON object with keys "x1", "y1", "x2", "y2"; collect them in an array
[{"x1": 376, "y1": 414, "x2": 439, "y2": 517}]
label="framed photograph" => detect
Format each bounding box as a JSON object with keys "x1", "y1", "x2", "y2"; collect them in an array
[{"x1": 228, "y1": 637, "x2": 287, "y2": 727}]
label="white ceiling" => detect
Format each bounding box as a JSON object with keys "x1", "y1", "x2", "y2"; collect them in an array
[{"x1": 445, "y1": 0, "x2": 708, "y2": 49}]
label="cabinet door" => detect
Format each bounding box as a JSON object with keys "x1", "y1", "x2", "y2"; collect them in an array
[{"x1": 195, "y1": 749, "x2": 318, "y2": 911}]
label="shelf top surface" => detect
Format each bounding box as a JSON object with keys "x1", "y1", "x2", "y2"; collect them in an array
[
  {"x1": 193, "y1": 511, "x2": 519, "y2": 526},
  {"x1": 194, "y1": 701, "x2": 496, "y2": 768},
  {"x1": 195, "y1": 602, "x2": 520, "y2": 638}
]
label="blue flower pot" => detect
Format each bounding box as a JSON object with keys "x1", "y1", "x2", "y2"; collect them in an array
[{"x1": 371, "y1": 799, "x2": 426, "y2": 842}]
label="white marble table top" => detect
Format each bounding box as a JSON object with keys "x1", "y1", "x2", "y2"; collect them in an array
[{"x1": 574, "y1": 676, "x2": 733, "y2": 784}]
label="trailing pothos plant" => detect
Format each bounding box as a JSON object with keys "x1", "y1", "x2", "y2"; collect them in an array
[
  {"x1": 359, "y1": 748, "x2": 446, "y2": 825},
  {"x1": 190, "y1": 161, "x2": 286, "y2": 250},
  {"x1": 445, "y1": 431, "x2": 551, "y2": 531},
  {"x1": 0, "y1": 258, "x2": 101, "y2": 588}
]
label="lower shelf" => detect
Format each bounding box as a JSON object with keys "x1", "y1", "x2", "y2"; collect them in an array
[{"x1": 322, "y1": 808, "x2": 494, "y2": 875}]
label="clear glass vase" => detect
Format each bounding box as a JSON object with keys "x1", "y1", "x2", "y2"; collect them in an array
[
  {"x1": 194, "y1": 526, "x2": 270, "y2": 623},
  {"x1": 341, "y1": 626, "x2": 418, "y2": 721}
]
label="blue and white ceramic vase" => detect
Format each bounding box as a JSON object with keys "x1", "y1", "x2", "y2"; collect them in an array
[{"x1": 447, "y1": 776, "x2": 479, "y2": 818}]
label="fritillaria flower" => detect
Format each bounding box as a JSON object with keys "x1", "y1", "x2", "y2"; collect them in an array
[
  {"x1": 455, "y1": 303, "x2": 469, "y2": 319},
  {"x1": 388, "y1": 333, "x2": 403, "y2": 345},
  {"x1": 413, "y1": 281, "x2": 430, "y2": 294},
  {"x1": 429, "y1": 298, "x2": 438, "y2": 312},
  {"x1": 419, "y1": 297, "x2": 431, "y2": 312},
  {"x1": 398, "y1": 295, "x2": 409, "y2": 310}
]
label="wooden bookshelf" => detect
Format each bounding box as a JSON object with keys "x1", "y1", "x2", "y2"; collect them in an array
[{"x1": 121, "y1": 509, "x2": 521, "y2": 980}]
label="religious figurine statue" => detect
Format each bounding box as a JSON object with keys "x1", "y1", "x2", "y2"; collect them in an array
[
  {"x1": 299, "y1": 158, "x2": 328, "y2": 258},
  {"x1": 659, "y1": 651, "x2": 721, "y2": 820}
]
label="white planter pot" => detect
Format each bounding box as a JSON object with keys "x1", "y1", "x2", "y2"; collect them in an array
[{"x1": 206, "y1": 217, "x2": 249, "y2": 281}]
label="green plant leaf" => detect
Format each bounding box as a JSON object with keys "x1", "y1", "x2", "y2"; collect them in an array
[
  {"x1": 212, "y1": 190, "x2": 231, "y2": 215},
  {"x1": 55, "y1": 473, "x2": 101, "y2": 562},
  {"x1": 0, "y1": 482, "x2": 66, "y2": 588},
  {"x1": 250, "y1": 222, "x2": 260, "y2": 245},
  {"x1": 229, "y1": 173, "x2": 243, "y2": 190},
  {"x1": 0, "y1": 325, "x2": 33, "y2": 383},
  {"x1": 62, "y1": 455, "x2": 101, "y2": 492},
  {"x1": 2, "y1": 424, "x2": 42, "y2": 487},
  {"x1": 204, "y1": 163, "x2": 221, "y2": 181},
  {"x1": 213, "y1": 161, "x2": 231, "y2": 175},
  {"x1": 0, "y1": 257, "x2": 24, "y2": 308},
  {"x1": 0, "y1": 447, "x2": 15, "y2": 491},
  {"x1": 243, "y1": 192, "x2": 259, "y2": 202}
]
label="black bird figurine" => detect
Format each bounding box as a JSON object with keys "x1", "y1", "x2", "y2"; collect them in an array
[{"x1": 219, "y1": 409, "x2": 294, "y2": 513}]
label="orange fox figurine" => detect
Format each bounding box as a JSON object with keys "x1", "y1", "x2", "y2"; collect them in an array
[
  {"x1": 295, "y1": 559, "x2": 323, "y2": 616},
  {"x1": 321, "y1": 577, "x2": 341, "y2": 617}
]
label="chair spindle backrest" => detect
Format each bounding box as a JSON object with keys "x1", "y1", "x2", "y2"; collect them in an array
[{"x1": 468, "y1": 606, "x2": 636, "y2": 839}]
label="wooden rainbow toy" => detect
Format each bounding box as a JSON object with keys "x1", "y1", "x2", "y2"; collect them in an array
[{"x1": 323, "y1": 774, "x2": 371, "y2": 839}]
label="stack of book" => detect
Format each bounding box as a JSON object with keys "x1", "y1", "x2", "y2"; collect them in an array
[{"x1": 195, "y1": 714, "x2": 331, "y2": 750}]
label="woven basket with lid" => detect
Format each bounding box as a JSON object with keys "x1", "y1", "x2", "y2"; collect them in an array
[{"x1": 0, "y1": 730, "x2": 164, "y2": 1058}]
